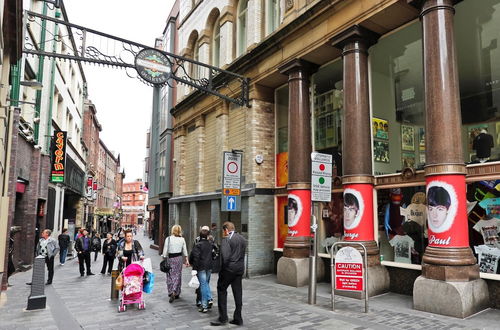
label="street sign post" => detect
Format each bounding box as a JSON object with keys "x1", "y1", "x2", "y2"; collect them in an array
[
  {"x1": 221, "y1": 151, "x2": 242, "y2": 212},
  {"x1": 330, "y1": 242, "x2": 369, "y2": 313},
  {"x1": 309, "y1": 152, "x2": 333, "y2": 305}
]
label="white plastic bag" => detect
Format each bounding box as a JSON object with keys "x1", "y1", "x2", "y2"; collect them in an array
[{"x1": 188, "y1": 274, "x2": 200, "y2": 288}]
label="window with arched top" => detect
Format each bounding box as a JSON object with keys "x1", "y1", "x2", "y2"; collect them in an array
[
  {"x1": 267, "y1": 0, "x2": 280, "y2": 35},
  {"x1": 212, "y1": 17, "x2": 221, "y2": 67},
  {"x1": 237, "y1": 0, "x2": 248, "y2": 56},
  {"x1": 192, "y1": 39, "x2": 200, "y2": 79}
]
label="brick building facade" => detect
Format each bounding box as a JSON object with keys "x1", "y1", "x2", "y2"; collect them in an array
[{"x1": 122, "y1": 180, "x2": 146, "y2": 227}]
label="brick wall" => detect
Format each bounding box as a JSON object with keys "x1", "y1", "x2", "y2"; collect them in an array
[{"x1": 246, "y1": 194, "x2": 275, "y2": 276}]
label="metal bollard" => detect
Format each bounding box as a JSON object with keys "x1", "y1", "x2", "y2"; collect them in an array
[{"x1": 111, "y1": 270, "x2": 120, "y2": 300}]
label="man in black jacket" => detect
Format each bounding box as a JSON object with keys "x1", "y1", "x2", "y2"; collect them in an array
[
  {"x1": 210, "y1": 221, "x2": 247, "y2": 327},
  {"x1": 75, "y1": 229, "x2": 94, "y2": 276},
  {"x1": 58, "y1": 228, "x2": 70, "y2": 265}
]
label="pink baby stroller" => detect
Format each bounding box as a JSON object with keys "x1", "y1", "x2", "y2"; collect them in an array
[{"x1": 118, "y1": 263, "x2": 145, "y2": 312}]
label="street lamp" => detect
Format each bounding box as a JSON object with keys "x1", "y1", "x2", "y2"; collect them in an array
[{"x1": 20, "y1": 81, "x2": 43, "y2": 90}]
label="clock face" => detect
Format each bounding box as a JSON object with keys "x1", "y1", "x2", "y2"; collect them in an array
[{"x1": 255, "y1": 155, "x2": 263, "y2": 164}]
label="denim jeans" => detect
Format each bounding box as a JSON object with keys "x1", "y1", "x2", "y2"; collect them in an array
[
  {"x1": 59, "y1": 248, "x2": 68, "y2": 264},
  {"x1": 197, "y1": 270, "x2": 212, "y2": 308}
]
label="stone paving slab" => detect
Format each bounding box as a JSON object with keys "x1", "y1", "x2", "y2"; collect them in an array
[{"x1": 1, "y1": 232, "x2": 499, "y2": 329}]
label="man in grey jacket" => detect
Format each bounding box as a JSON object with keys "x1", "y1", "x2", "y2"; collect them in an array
[
  {"x1": 210, "y1": 221, "x2": 247, "y2": 327},
  {"x1": 35, "y1": 229, "x2": 59, "y2": 285}
]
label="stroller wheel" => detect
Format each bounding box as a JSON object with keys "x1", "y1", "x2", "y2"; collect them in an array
[
  {"x1": 138, "y1": 302, "x2": 145, "y2": 310},
  {"x1": 118, "y1": 305, "x2": 126, "y2": 312}
]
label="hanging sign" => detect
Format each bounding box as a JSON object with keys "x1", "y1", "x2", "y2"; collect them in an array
[
  {"x1": 86, "y1": 176, "x2": 93, "y2": 198},
  {"x1": 335, "y1": 246, "x2": 364, "y2": 292},
  {"x1": 311, "y1": 152, "x2": 332, "y2": 202},
  {"x1": 50, "y1": 131, "x2": 67, "y2": 183},
  {"x1": 93, "y1": 181, "x2": 98, "y2": 200},
  {"x1": 135, "y1": 48, "x2": 171, "y2": 85}
]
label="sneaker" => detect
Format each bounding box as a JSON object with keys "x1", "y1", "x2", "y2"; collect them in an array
[
  {"x1": 208, "y1": 300, "x2": 213, "y2": 308},
  {"x1": 198, "y1": 307, "x2": 208, "y2": 313},
  {"x1": 60, "y1": 263, "x2": 65, "y2": 266}
]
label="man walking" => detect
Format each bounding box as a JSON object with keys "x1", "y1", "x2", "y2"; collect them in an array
[
  {"x1": 210, "y1": 221, "x2": 247, "y2": 327},
  {"x1": 75, "y1": 229, "x2": 94, "y2": 276},
  {"x1": 31, "y1": 229, "x2": 59, "y2": 285},
  {"x1": 58, "y1": 228, "x2": 70, "y2": 265}
]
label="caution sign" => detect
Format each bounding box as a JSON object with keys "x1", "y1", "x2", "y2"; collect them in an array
[{"x1": 334, "y1": 246, "x2": 364, "y2": 292}]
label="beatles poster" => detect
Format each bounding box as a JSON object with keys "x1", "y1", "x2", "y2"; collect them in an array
[
  {"x1": 426, "y1": 175, "x2": 469, "y2": 248},
  {"x1": 374, "y1": 141, "x2": 389, "y2": 163},
  {"x1": 401, "y1": 125, "x2": 415, "y2": 151},
  {"x1": 372, "y1": 118, "x2": 389, "y2": 140},
  {"x1": 287, "y1": 190, "x2": 311, "y2": 237},
  {"x1": 343, "y1": 184, "x2": 374, "y2": 241}
]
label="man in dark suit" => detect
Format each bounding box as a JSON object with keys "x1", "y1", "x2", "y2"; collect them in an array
[
  {"x1": 210, "y1": 221, "x2": 247, "y2": 327},
  {"x1": 75, "y1": 229, "x2": 94, "y2": 276}
]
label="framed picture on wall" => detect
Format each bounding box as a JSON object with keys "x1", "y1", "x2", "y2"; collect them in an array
[
  {"x1": 418, "y1": 127, "x2": 425, "y2": 151},
  {"x1": 419, "y1": 152, "x2": 426, "y2": 164},
  {"x1": 374, "y1": 141, "x2": 390, "y2": 163},
  {"x1": 402, "y1": 152, "x2": 416, "y2": 168},
  {"x1": 372, "y1": 117, "x2": 389, "y2": 140},
  {"x1": 401, "y1": 125, "x2": 415, "y2": 151}
]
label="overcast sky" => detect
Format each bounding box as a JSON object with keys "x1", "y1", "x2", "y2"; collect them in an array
[{"x1": 64, "y1": 0, "x2": 175, "y2": 182}]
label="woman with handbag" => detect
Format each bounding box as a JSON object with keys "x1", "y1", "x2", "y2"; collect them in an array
[
  {"x1": 189, "y1": 227, "x2": 215, "y2": 313},
  {"x1": 162, "y1": 225, "x2": 189, "y2": 303},
  {"x1": 117, "y1": 229, "x2": 144, "y2": 271},
  {"x1": 101, "y1": 233, "x2": 117, "y2": 274}
]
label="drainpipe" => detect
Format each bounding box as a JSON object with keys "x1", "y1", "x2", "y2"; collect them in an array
[
  {"x1": 44, "y1": 9, "x2": 61, "y2": 153},
  {"x1": 33, "y1": 4, "x2": 50, "y2": 144}
]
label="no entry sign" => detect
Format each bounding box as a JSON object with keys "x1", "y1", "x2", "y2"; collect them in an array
[{"x1": 334, "y1": 246, "x2": 364, "y2": 292}]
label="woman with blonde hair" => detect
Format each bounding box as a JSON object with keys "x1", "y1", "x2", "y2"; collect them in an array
[{"x1": 162, "y1": 224, "x2": 189, "y2": 303}]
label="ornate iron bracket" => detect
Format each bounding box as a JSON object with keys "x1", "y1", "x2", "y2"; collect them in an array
[{"x1": 23, "y1": 10, "x2": 250, "y2": 108}]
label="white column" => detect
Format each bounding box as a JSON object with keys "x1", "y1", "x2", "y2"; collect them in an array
[{"x1": 247, "y1": 0, "x2": 263, "y2": 47}]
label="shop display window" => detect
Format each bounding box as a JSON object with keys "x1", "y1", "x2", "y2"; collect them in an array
[
  {"x1": 311, "y1": 60, "x2": 343, "y2": 176},
  {"x1": 319, "y1": 192, "x2": 344, "y2": 254}
]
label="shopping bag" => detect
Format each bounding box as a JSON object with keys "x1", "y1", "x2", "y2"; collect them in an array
[
  {"x1": 143, "y1": 272, "x2": 155, "y2": 294},
  {"x1": 115, "y1": 274, "x2": 123, "y2": 290},
  {"x1": 142, "y1": 257, "x2": 153, "y2": 273},
  {"x1": 188, "y1": 274, "x2": 200, "y2": 288}
]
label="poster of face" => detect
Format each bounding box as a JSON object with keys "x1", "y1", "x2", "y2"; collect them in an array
[
  {"x1": 468, "y1": 124, "x2": 488, "y2": 151},
  {"x1": 374, "y1": 141, "x2": 390, "y2": 163},
  {"x1": 372, "y1": 118, "x2": 388, "y2": 140},
  {"x1": 402, "y1": 152, "x2": 415, "y2": 168},
  {"x1": 426, "y1": 181, "x2": 458, "y2": 234},
  {"x1": 343, "y1": 188, "x2": 364, "y2": 230},
  {"x1": 401, "y1": 125, "x2": 415, "y2": 151},
  {"x1": 418, "y1": 127, "x2": 425, "y2": 151},
  {"x1": 287, "y1": 194, "x2": 303, "y2": 228}
]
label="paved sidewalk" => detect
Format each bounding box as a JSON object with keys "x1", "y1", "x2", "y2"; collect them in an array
[{"x1": 1, "y1": 232, "x2": 499, "y2": 329}]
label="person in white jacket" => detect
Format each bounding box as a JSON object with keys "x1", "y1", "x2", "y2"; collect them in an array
[{"x1": 162, "y1": 225, "x2": 189, "y2": 303}]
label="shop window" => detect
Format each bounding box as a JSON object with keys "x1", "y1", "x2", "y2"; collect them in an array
[
  {"x1": 369, "y1": 22, "x2": 425, "y2": 176},
  {"x1": 318, "y1": 192, "x2": 344, "y2": 254},
  {"x1": 311, "y1": 59, "x2": 343, "y2": 176},
  {"x1": 275, "y1": 85, "x2": 288, "y2": 187},
  {"x1": 455, "y1": 0, "x2": 500, "y2": 163},
  {"x1": 237, "y1": 0, "x2": 248, "y2": 56}
]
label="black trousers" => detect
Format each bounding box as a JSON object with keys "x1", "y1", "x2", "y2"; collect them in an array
[
  {"x1": 78, "y1": 251, "x2": 91, "y2": 275},
  {"x1": 217, "y1": 270, "x2": 243, "y2": 323},
  {"x1": 93, "y1": 250, "x2": 99, "y2": 262},
  {"x1": 45, "y1": 256, "x2": 55, "y2": 282},
  {"x1": 101, "y1": 254, "x2": 114, "y2": 274}
]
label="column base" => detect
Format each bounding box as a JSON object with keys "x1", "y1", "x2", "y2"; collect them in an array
[
  {"x1": 277, "y1": 257, "x2": 325, "y2": 287},
  {"x1": 283, "y1": 236, "x2": 310, "y2": 258},
  {"x1": 413, "y1": 276, "x2": 489, "y2": 318},
  {"x1": 422, "y1": 246, "x2": 479, "y2": 281},
  {"x1": 334, "y1": 264, "x2": 390, "y2": 299}
]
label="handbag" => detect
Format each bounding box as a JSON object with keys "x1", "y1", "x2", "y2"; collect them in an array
[
  {"x1": 115, "y1": 274, "x2": 123, "y2": 290},
  {"x1": 160, "y1": 237, "x2": 171, "y2": 273},
  {"x1": 211, "y1": 243, "x2": 221, "y2": 273}
]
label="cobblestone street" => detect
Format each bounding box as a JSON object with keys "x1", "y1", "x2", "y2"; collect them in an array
[{"x1": 1, "y1": 233, "x2": 499, "y2": 330}]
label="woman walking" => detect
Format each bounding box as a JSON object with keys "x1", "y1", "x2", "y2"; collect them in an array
[
  {"x1": 101, "y1": 233, "x2": 117, "y2": 274},
  {"x1": 189, "y1": 227, "x2": 215, "y2": 313},
  {"x1": 162, "y1": 225, "x2": 189, "y2": 303},
  {"x1": 117, "y1": 229, "x2": 144, "y2": 271},
  {"x1": 91, "y1": 233, "x2": 102, "y2": 262}
]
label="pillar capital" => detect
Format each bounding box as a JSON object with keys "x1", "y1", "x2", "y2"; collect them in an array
[
  {"x1": 278, "y1": 58, "x2": 318, "y2": 77},
  {"x1": 407, "y1": 0, "x2": 462, "y2": 11},
  {"x1": 330, "y1": 25, "x2": 380, "y2": 53}
]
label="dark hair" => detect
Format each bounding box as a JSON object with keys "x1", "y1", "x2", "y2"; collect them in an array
[
  {"x1": 222, "y1": 221, "x2": 235, "y2": 231},
  {"x1": 124, "y1": 229, "x2": 133, "y2": 235},
  {"x1": 344, "y1": 193, "x2": 359, "y2": 210},
  {"x1": 200, "y1": 229, "x2": 209, "y2": 239},
  {"x1": 288, "y1": 198, "x2": 298, "y2": 212},
  {"x1": 427, "y1": 186, "x2": 451, "y2": 208},
  {"x1": 62, "y1": 228, "x2": 67, "y2": 233}
]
